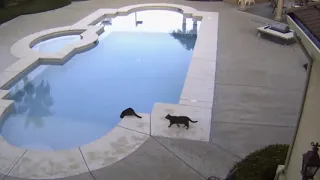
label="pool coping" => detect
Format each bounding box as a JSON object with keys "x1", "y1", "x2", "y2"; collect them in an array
[{"x1": 0, "y1": 3, "x2": 218, "y2": 179}]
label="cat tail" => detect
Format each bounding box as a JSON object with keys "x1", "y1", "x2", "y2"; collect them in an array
[
  {"x1": 134, "y1": 113, "x2": 142, "y2": 118},
  {"x1": 189, "y1": 119, "x2": 198, "y2": 123}
]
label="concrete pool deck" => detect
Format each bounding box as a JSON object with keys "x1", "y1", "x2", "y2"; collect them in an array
[{"x1": 0, "y1": 0, "x2": 307, "y2": 180}]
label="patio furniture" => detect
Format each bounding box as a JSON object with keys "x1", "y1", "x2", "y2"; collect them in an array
[
  {"x1": 256, "y1": 25, "x2": 295, "y2": 45},
  {"x1": 238, "y1": 0, "x2": 255, "y2": 5}
]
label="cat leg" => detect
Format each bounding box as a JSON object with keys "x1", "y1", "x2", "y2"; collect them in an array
[
  {"x1": 184, "y1": 123, "x2": 189, "y2": 129},
  {"x1": 176, "y1": 124, "x2": 180, "y2": 127},
  {"x1": 168, "y1": 123, "x2": 173, "y2": 127}
]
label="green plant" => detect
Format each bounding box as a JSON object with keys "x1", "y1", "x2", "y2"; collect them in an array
[{"x1": 230, "y1": 144, "x2": 289, "y2": 180}]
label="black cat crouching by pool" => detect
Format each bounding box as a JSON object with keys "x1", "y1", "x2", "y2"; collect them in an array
[
  {"x1": 165, "y1": 114, "x2": 198, "y2": 130},
  {"x1": 120, "y1": 108, "x2": 141, "y2": 118}
]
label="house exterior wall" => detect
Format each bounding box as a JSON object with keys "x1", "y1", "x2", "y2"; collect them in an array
[
  {"x1": 284, "y1": 57, "x2": 320, "y2": 180},
  {"x1": 282, "y1": 14, "x2": 320, "y2": 180}
]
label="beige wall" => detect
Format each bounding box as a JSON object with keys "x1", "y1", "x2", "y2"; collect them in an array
[
  {"x1": 283, "y1": 14, "x2": 320, "y2": 180},
  {"x1": 284, "y1": 55, "x2": 320, "y2": 180}
]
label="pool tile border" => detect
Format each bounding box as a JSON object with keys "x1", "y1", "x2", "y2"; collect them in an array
[
  {"x1": 0, "y1": 137, "x2": 27, "y2": 176},
  {"x1": 0, "y1": 3, "x2": 218, "y2": 179},
  {"x1": 186, "y1": 57, "x2": 216, "y2": 80},
  {"x1": 118, "y1": 113, "x2": 151, "y2": 134},
  {"x1": 0, "y1": 90, "x2": 10, "y2": 99}
]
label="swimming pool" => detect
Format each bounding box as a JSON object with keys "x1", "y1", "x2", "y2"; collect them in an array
[{"x1": 0, "y1": 10, "x2": 200, "y2": 150}]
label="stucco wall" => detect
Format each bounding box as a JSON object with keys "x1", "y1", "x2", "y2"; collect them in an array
[{"x1": 284, "y1": 56, "x2": 320, "y2": 180}]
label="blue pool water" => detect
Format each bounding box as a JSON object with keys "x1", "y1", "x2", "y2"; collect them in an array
[
  {"x1": 32, "y1": 35, "x2": 81, "y2": 53},
  {"x1": 0, "y1": 10, "x2": 199, "y2": 150}
]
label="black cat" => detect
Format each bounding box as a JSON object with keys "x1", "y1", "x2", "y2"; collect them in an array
[
  {"x1": 165, "y1": 114, "x2": 198, "y2": 130},
  {"x1": 120, "y1": 108, "x2": 141, "y2": 118}
]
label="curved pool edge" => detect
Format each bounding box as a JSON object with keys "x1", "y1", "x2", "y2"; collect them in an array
[
  {"x1": 0, "y1": 113, "x2": 150, "y2": 179},
  {"x1": 0, "y1": 3, "x2": 218, "y2": 179},
  {"x1": 10, "y1": 25, "x2": 104, "y2": 60}
]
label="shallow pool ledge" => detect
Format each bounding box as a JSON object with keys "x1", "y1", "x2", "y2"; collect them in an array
[{"x1": 10, "y1": 25, "x2": 104, "y2": 60}]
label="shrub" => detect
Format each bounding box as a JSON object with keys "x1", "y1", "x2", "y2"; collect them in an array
[
  {"x1": 0, "y1": 0, "x2": 71, "y2": 24},
  {"x1": 229, "y1": 144, "x2": 289, "y2": 180},
  {"x1": 0, "y1": 0, "x2": 5, "y2": 8}
]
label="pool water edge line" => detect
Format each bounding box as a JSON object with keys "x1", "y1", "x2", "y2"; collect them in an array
[{"x1": 0, "y1": 3, "x2": 218, "y2": 179}]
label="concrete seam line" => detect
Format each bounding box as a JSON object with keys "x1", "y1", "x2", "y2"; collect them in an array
[
  {"x1": 78, "y1": 147, "x2": 98, "y2": 180},
  {"x1": 4, "y1": 149, "x2": 28, "y2": 179},
  {"x1": 151, "y1": 136, "x2": 207, "y2": 180}
]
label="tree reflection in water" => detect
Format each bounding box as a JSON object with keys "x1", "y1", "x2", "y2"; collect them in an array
[
  {"x1": 170, "y1": 29, "x2": 197, "y2": 51},
  {"x1": 9, "y1": 77, "x2": 54, "y2": 128}
]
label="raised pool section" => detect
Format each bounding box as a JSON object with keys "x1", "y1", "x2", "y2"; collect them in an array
[{"x1": 0, "y1": 3, "x2": 218, "y2": 179}]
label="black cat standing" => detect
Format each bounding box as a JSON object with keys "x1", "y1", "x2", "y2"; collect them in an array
[
  {"x1": 165, "y1": 114, "x2": 198, "y2": 130},
  {"x1": 120, "y1": 108, "x2": 142, "y2": 118}
]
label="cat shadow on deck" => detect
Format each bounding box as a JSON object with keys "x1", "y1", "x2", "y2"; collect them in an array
[{"x1": 165, "y1": 114, "x2": 198, "y2": 130}]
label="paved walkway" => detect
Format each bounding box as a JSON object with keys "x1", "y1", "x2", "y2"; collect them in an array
[{"x1": 0, "y1": 0, "x2": 307, "y2": 179}]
